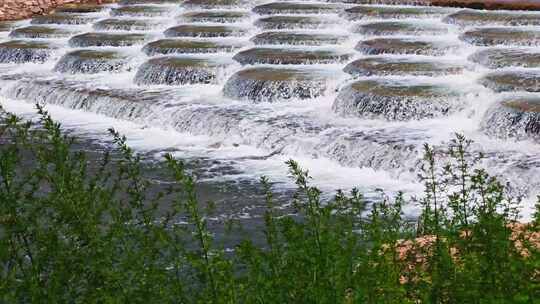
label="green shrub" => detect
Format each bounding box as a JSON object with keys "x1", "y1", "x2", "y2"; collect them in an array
[{"x1": 0, "y1": 105, "x2": 538, "y2": 303}]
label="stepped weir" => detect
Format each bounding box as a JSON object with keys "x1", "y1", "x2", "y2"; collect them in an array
[{"x1": 2, "y1": 0, "x2": 540, "y2": 218}]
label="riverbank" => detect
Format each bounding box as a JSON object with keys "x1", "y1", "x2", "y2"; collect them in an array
[{"x1": 0, "y1": 0, "x2": 115, "y2": 21}]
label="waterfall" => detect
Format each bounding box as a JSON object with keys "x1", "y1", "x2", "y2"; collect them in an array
[{"x1": 2, "y1": 0, "x2": 540, "y2": 218}]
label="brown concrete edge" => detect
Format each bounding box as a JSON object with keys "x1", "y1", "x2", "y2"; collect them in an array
[{"x1": 0, "y1": 0, "x2": 118, "y2": 22}]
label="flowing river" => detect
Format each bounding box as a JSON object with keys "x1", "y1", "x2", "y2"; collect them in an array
[{"x1": 1, "y1": 0, "x2": 540, "y2": 220}]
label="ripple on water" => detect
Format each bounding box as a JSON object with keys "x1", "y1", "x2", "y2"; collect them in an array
[
  {"x1": 333, "y1": 79, "x2": 465, "y2": 121},
  {"x1": 223, "y1": 67, "x2": 329, "y2": 102}
]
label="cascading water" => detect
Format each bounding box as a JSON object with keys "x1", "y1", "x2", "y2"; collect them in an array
[{"x1": 2, "y1": 0, "x2": 540, "y2": 220}]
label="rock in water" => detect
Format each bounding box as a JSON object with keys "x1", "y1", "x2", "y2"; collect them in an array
[
  {"x1": 469, "y1": 48, "x2": 540, "y2": 69},
  {"x1": 54, "y1": 50, "x2": 128, "y2": 74},
  {"x1": 69, "y1": 33, "x2": 148, "y2": 47},
  {"x1": 233, "y1": 47, "x2": 351, "y2": 65},
  {"x1": 356, "y1": 38, "x2": 458, "y2": 56},
  {"x1": 344, "y1": 57, "x2": 465, "y2": 77},
  {"x1": 444, "y1": 9, "x2": 540, "y2": 26},
  {"x1": 135, "y1": 56, "x2": 230, "y2": 85},
  {"x1": 480, "y1": 71, "x2": 540, "y2": 93},
  {"x1": 9, "y1": 26, "x2": 74, "y2": 39},
  {"x1": 164, "y1": 25, "x2": 246, "y2": 38},
  {"x1": 0, "y1": 40, "x2": 56, "y2": 64},
  {"x1": 342, "y1": 5, "x2": 451, "y2": 20},
  {"x1": 223, "y1": 67, "x2": 328, "y2": 102},
  {"x1": 253, "y1": 2, "x2": 342, "y2": 15},
  {"x1": 333, "y1": 79, "x2": 463, "y2": 120},
  {"x1": 251, "y1": 31, "x2": 347, "y2": 46},
  {"x1": 482, "y1": 97, "x2": 540, "y2": 142},
  {"x1": 460, "y1": 28, "x2": 540, "y2": 46},
  {"x1": 142, "y1": 39, "x2": 242, "y2": 55}
]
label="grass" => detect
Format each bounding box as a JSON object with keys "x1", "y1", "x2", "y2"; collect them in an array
[{"x1": 0, "y1": 105, "x2": 539, "y2": 303}]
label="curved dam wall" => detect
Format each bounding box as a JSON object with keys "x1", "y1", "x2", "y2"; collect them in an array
[{"x1": 0, "y1": 0, "x2": 114, "y2": 21}]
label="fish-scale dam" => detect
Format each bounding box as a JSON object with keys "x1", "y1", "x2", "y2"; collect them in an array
[{"x1": 1, "y1": 0, "x2": 540, "y2": 218}]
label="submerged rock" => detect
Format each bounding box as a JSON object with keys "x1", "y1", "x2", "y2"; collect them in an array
[
  {"x1": 182, "y1": 0, "x2": 246, "y2": 9},
  {"x1": 356, "y1": 38, "x2": 457, "y2": 56},
  {"x1": 344, "y1": 57, "x2": 465, "y2": 77},
  {"x1": 253, "y1": 2, "x2": 343, "y2": 15},
  {"x1": 233, "y1": 47, "x2": 351, "y2": 65},
  {"x1": 460, "y1": 28, "x2": 540, "y2": 46},
  {"x1": 54, "y1": 50, "x2": 127, "y2": 74},
  {"x1": 223, "y1": 67, "x2": 328, "y2": 102},
  {"x1": 179, "y1": 10, "x2": 249, "y2": 23},
  {"x1": 135, "y1": 56, "x2": 230, "y2": 85},
  {"x1": 431, "y1": 0, "x2": 540, "y2": 11},
  {"x1": 254, "y1": 15, "x2": 337, "y2": 30},
  {"x1": 346, "y1": 0, "x2": 431, "y2": 4},
  {"x1": 69, "y1": 33, "x2": 148, "y2": 47},
  {"x1": 444, "y1": 9, "x2": 540, "y2": 27},
  {"x1": 333, "y1": 79, "x2": 462, "y2": 120},
  {"x1": 251, "y1": 31, "x2": 347, "y2": 46},
  {"x1": 119, "y1": 0, "x2": 182, "y2": 4},
  {"x1": 0, "y1": 22, "x2": 15, "y2": 32},
  {"x1": 142, "y1": 39, "x2": 242, "y2": 55},
  {"x1": 93, "y1": 18, "x2": 162, "y2": 31},
  {"x1": 480, "y1": 71, "x2": 540, "y2": 93},
  {"x1": 354, "y1": 21, "x2": 448, "y2": 36},
  {"x1": 482, "y1": 97, "x2": 540, "y2": 142},
  {"x1": 9, "y1": 26, "x2": 73, "y2": 39},
  {"x1": 469, "y1": 48, "x2": 540, "y2": 69},
  {"x1": 111, "y1": 6, "x2": 171, "y2": 17},
  {"x1": 54, "y1": 4, "x2": 103, "y2": 13},
  {"x1": 164, "y1": 25, "x2": 246, "y2": 38},
  {"x1": 342, "y1": 5, "x2": 451, "y2": 20},
  {"x1": 0, "y1": 40, "x2": 55, "y2": 64},
  {"x1": 31, "y1": 13, "x2": 96, "y2": 25}
]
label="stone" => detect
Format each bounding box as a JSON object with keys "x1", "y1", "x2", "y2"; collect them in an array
[
  {"x1": 356, "y1": 38, "x2": 458, "y2": 56},
  {"x1": 460, "y1": 28, "x2": 540, "y2": 46},
  {"x1": 233, "y1": 47, "x2": 351, "y2": 65}
]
